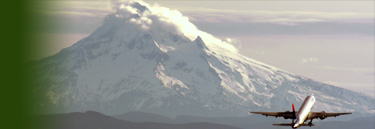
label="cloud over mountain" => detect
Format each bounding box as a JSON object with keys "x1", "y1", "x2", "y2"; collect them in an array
[{"x1": 109, "y1": 0, "x2": 238, "y2": 53}]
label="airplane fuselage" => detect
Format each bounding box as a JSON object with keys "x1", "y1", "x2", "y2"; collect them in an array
[{"x1": 293, "y1": 96, "x2": 316, "y2": 128}]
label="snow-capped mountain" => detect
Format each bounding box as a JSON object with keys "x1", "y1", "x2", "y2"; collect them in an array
[{"x1": 30, "y1": 1, "x2": 374, "y2": 117}]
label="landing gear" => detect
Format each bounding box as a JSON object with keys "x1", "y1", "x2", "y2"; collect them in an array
[{"x1": 308, "y1": 119, "x2": 313, "y2": 127}]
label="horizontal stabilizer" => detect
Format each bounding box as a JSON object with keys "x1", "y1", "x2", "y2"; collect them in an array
[
  {"x1": 273, "y1": 123, "x2": 314, "y2": 126},
  {"x1": 273, "y1": 123, "x2": 292, "y2": 126},
  {"x1": 300, "y1": 123, "x2": 314, "y2": 126}
]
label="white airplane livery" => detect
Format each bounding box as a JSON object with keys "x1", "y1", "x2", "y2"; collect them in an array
[{"x1": 250, "y1": 96, "x2": 351, "y2": 128}]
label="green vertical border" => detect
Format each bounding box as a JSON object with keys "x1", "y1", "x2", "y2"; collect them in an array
[{"x1": 0, "y1": 0, "x2": 35, "y2": 129}]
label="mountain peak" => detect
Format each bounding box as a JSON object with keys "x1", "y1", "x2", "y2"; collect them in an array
[
  {"x1": 103, "y1": 0, "x2": 238, "y2": 53},
  {"x1": 194, "y1": 36, "x2": 208, "y2": 50}
]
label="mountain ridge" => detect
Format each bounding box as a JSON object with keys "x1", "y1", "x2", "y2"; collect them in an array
[
  {"x1": 35, "y1": 111, "x2": 240, "y2": 129},
  {"x1": 29, "y1": 0, "x2": 374, "y2": 118}
]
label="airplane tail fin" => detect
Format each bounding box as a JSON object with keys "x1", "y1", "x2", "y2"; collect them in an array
[{"x1": 292, "y1": 104, "x2": 297, "y2": 119}]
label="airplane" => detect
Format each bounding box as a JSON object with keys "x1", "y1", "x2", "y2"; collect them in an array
[{"x1": 249, "y1": 95, "x2": 351, "y2": 128}]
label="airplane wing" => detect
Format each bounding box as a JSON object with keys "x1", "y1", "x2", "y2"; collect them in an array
[
  {"x1": 249, "y1": 111, "x2": 295, "y2": 119},
  {"x1": 250, "y1": 104, "x2": 298, "y2": 119},
  {"x1": 308, "y1": 112, "x2": 352, "y2": 120}
]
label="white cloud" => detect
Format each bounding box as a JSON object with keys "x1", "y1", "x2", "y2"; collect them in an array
[
  {"x1": 120, "y1": 4, "x2": 139, "y2": 15},
  {"x1": 109, "y1": 0, "x2": 238, "y2": 53},
  {"x1": 114, "y1": 1, "x2": 153, "y2": 29},
  {"x1": 182, "y1": 8, "x2": 374, "y2": 25},
  {"x1": 224, "y1": 38, "x2": 241, "y2": 49},
  {"x1": 299, "y1": 57, "x2": 319, "y2": 64}
]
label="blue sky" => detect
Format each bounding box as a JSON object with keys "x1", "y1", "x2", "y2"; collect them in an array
[{"x1": 32, "y1": 0, "x2": 374, "y2": 97}]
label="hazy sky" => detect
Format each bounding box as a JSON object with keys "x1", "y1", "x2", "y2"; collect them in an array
[{"x1": 32, "y1": 0, "x2": 374, "y2": 97}]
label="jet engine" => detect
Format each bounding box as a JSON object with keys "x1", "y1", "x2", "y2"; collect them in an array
[{"x1": 319, "y1": 111, "x2": 327, "y2": 120}]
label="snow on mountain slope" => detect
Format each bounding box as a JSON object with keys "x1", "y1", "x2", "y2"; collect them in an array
[{"x1": 29, "y1": 0, "x2": 374, "y2": 117}]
